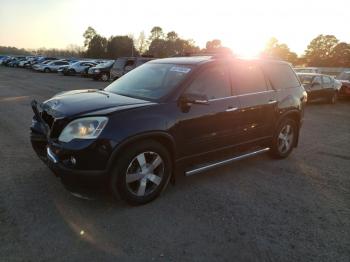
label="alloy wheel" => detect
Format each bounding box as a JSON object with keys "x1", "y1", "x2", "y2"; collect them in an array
[
  {"x1": 125, "y1": 151, "x2": 164, "y2": 197},
  {"x1": 277, "y1": 124, "x2": 294, "y2": 154},
  {"x1": 101, "y1": 73, "x2": 109, "y2": 81}
]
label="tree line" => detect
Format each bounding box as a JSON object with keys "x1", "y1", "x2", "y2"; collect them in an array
[
  {"x1": 82, "y1": 26, "x2": 227, "y2": 59},
  {"x1": 1, "y1": 26, "x2": 350, "y2": 67},
  {"x1": 262, "y1": 35, "x2": 350, "y2": 67}
]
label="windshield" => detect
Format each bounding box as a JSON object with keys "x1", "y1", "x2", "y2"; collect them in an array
[
  {"x1": 105, "y1": 63, "x2": 192, "y2": 100},
  {"x1": 337, "y1": 72, "x2": 350, "y2": 81},
  {"x1": 298, "y1": 75, "x2": 314, "y2": 85}
]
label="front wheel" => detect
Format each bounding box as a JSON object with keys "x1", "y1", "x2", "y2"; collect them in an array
[
  {"x1": 110, "y1": 140, "x2": 172, "y2": 205},
  {"x1": 101, "y1": 73, "x2": 109, "y2": 81},
  {"x1": 44, "y1": 68, "x2": 50, "y2": 73},
  {"x1": 270, "y1": 118, "x2": 297, "y2": 159}
]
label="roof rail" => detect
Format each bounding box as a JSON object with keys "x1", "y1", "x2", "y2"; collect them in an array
[{"x1": 172, "y1": 51, "x2": 234, "y2": 59}]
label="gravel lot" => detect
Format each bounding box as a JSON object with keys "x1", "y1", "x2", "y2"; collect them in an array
[{"x1": 0, "y1": 66, "x2": 349, "y2": 262}]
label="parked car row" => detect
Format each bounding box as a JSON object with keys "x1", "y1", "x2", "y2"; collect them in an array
[{"x1": 1, "y1": 55, "x2": 154, "y2": 82}]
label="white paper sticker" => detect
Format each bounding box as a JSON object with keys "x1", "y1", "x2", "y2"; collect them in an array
[{"x1": 170, "y1": 66, "x2": 191, "y2": 74}]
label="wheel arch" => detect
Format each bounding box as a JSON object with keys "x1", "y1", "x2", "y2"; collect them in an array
[
  {"x1": 106, "y1": 131, "x2": 176, "y2": 172},
  {"x1": 277, "y1": 110, "x2": 302, "y2": 147}
]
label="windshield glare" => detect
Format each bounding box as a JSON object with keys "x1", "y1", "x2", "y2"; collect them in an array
[{"x1": 105, "y1": 63, "x2": 192, "y2": 100}]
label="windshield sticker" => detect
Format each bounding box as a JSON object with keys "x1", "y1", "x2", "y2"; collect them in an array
[{"x1": 170, "y1": 66, "x2": 191, "y2": 74}]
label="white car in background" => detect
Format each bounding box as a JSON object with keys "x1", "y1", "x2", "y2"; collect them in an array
[
  {"x1": 63, "y1": 61, "x2": 97, "y2": 75},
  {"x1": 34, "y1": 60, "x2": 70, "y2": 72},
  {"x1": 32, "y1": 60, "x2": 54, "y2": 71},
  {"x1": 18, "y1": 56, "x2": 36, "y2": 68}
]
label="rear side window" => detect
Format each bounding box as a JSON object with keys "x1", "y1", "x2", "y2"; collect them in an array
[
  {"x1": 231, "y1": 62, "x2": 267, "y2": 95},
  {"x1": 322, "y1": 76, "x2": 331, "y2": 84},
  {"x1": 263, "y1": 63, "x2": 300, "y2": 89},
  {"x1": 185, "y1": 65, "x2": 231, "y2": 99},
  {"x1": 113, "y1": 59, "x2": 126, "y2": 69}
]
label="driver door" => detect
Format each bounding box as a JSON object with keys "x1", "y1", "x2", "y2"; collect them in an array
[{"x1": 176, "y1": 64, "x2": 241, "y2": 158}]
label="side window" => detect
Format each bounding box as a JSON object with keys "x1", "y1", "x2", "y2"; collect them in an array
[
  {"x1": 313, "y1": 76, "x2": 322, "y2": 85},
  {"x1": 185, "y1": 65, "x2": 231, "y2": 99},
  {"x1": 262, "y1": 63, "x2": 300, "y2": 89},
  {"x1": 231, "y1": 62, "x2": 267, "y2": 95},
  {"x1": 322, "y1": 76, "x2": 331, "y2": 84}
]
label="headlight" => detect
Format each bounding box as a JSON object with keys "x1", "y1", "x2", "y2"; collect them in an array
[
  {"x1": 95, "y1": 69, "x2": 100, "y2": 73},
  {"x1": 58, "y1": 117, "x2": 108, "y2": 143}
]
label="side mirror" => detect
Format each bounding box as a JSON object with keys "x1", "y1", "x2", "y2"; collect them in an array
[{"x1": 181, "y1": 93, "x2": 209, "y2": 106}]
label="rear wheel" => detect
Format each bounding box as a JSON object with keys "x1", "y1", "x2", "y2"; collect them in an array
[
  {"x1": 44, "y1": 68, "x2": 50, "y2": 73},
  {"x1": 110, "y1": 140, "x2": 172, "y2": 205},
  {"x1": 270, "y1": 118, "x2": 297, "y2": 159},
  {"x1": 329, "y1": 92, "x2": 337, "y2": 104}
]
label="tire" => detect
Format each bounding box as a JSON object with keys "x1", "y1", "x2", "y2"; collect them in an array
[
  {"x1": 101, "y1": 73, "x2": 109, "y2": 81},
  {"x1": 110, "y1": 140, "x2": 172, "y2": 205},
  {"x1": 44, "y1": 68, "x2": 50, "y2": 73},
  {"x1": 329, "y1": 92, "x2": 337, "y2": 104},
  {"x1": 270, "y1": 118, "x2": 297, "y2": 159}
]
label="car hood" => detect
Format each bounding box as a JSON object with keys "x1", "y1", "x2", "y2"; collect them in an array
[{"x1": 41, "y1": 89, "x2": 154, "y2": 118}]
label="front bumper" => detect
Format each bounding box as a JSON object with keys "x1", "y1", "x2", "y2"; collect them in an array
[
  {"x1": 31, "y1": 130, "x2": 109, "y2": 192},
  {"x1": 29, "y1": 97, "x2": 111, "y2": 194}
]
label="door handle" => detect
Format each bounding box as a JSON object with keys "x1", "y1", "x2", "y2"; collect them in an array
[
  {"x1": 268, "y1": 100, "x2": 277, "y2": 104},
  {"x1": 226, "y1": 107, "x2": 238, "y2": 112}
]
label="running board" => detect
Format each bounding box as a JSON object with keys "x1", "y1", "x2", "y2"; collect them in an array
[{"x1": 185, "y1": 147, "x2": 270, "y2": 176}]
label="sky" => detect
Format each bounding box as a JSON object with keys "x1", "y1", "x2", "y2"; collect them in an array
[{"x1": 0, "y1": 0, "x2": 349, "y2": 56}]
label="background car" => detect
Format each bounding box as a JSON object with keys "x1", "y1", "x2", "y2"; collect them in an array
[
  {"x1": 294, "y1": 67, "x2": 321, "y2": 74},
  {"x1": 41, "y1": 60, "x2": 71, "y2": 72},
  {"x1": 62, "y1": 61, "x2": 97, "y2": 76},
  {"x1": 88, "y1": 60, "x2": 115, "y2": 81},
  {"x1": 110, "y1": 57, "x2": 154, "y2": 80},
  {"x1": 18, "y1": 56, "x2": 36, "y2": 68},
  {"x1": 8, "y1": 56, "x2": 26, "y2": 67},
  {"x1": 30, "y1": 56, "x2": 58, "y2": 68},
  {"x1": 32, "y1": 60, "x2": 56, "y2": 71},
  {"x1": 0, "y1": 56, "x2": 10, "y2": 65},
  {"x1": 298, "y1": 73, "x2": 338, "y2": 103},
  {"x1": 336, "y1": 71, "x2": 350, "y2": 98}
]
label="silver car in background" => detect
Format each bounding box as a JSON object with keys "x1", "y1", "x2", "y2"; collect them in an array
[
  {"x1": 33, "y1": 60, "x2": 69, "y2": 72},
  {"x1": 63, "y1": 61, "x2": 97, "y2": 75}
]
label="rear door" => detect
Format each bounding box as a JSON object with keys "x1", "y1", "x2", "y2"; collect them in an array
[
  {"x1": 310, "y1": 76, "x2": 323, "y2": 99},
  {"x1": 230, "y1": 61, "x2": 277, "y2": 142},
  {"x1": 178, "y1": 63, "x2": 241, "y2": 157},
  {"x1": 322, "y1": 75, "x2": 334, "y2": 98}
]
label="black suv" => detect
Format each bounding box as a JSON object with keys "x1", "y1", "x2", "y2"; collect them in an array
[{"x1": 30, "y1": 55, "x2": 307, "y2": 205}]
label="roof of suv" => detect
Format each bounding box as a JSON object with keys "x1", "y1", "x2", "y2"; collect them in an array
[{"x1": 149, "y1": 55, "x2": 291, "y2": 66}]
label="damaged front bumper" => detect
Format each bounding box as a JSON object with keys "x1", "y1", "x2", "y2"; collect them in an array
[{"x1": 30, "y1": 100, "x2": 108, "y2": 193}]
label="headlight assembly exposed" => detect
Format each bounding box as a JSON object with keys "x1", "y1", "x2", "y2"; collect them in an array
[{"x1": 58, "y1": 117, "x2": 108, "y2": 142}]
